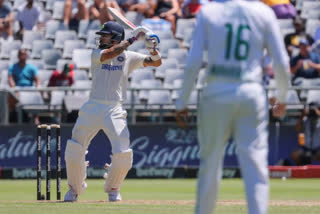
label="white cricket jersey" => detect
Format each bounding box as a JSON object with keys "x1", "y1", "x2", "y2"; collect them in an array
[
  {"x1": 89, "y1": 49, "x2": 146, "y2": 102},
  {"x1": 176, "y1": 0, "x2": 290, "y2": 110}
]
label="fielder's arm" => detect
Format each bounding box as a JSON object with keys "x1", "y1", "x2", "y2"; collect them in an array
[{"x1": 265, "y1": 8, "x2": 290, "y2": 104}]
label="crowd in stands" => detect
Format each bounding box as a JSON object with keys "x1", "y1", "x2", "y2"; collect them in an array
[
  {"x1": 0, "y1": 0, "x2": 319, "y2": 165},
  {"x1": 0, "y1": 0, "x2": 319, "y2": 130}
]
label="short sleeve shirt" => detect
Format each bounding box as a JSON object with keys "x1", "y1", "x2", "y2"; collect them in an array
[
  {"x1": 90, "y1": 49, "x2": 146, "y2": 101},
  {"x1": 290, "y1": 52, "x2": 320, "y2": 79},
  {"x1": 8, "y1": 63, "x2": 38, "y2": 87},
  {"x1": 17, "y1": 4, "x2": 40, "y2": 30}
]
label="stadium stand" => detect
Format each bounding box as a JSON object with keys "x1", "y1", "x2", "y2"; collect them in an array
[
  {"x1": 153, "y1": 30, "x2": 174, "y2": 40},
  {"x1": 38, "y1": 69, "x2": 53, "y2": 85},
  {"x1": 182, "y1": 28, "x2": 194, "y2": 48},
  {"x1": 130, "y1": 68, "x2": 155, "y2": 88},
  {"x1": 54, "y1": 30, "x2": 78, "y2": 49},
  {"x1": 73, "y1": 70, "x2": 89, "y2": 81},
  {"x1": 175, "y1": 18, "x2": 196, "y2": 40},
  {"x1": 42, "y1": 49, "x2": 62, "y2": 70},
  {"x1": 127, "y1": 41, "x2": 145, "y2": 52},
  {"x1": 30, "y1": 40, "x2": 53, "y2": 59},
  {"x1": 45, "y1": 20, "x2": 68, "y2": 40},
  {"x1": 85, "y1": 30, "x2": 98, "y2": 49},
  {"x1": 22, "y1": 31, "x2": 44, "y2": 50},
  {"x1": 155, "y1": 58, "x2": 179, "y2": 80},
  {"x1": 147, "y1": 89, "x2": 172, "y2": 106},
  {"x1": 138, "y1": 79, "x2": 163, "y2": 101},
  {"x1": 167, "y1": 49, "x2": 188, "y2": 68},
  {"x1": 159, "y1": 39, "x2": 180, "y2": 58},
  {"x1": 26, "y1": 59, "x2": 45, "y2": 70},
  {"x1": 163, "y1": 68, "x2": 184, "y2": 88},
  {"x1": 0, "y1": 60, "x2": 9, "y2": 71},
  {"x1": 52, "y1": 0, "x2": 65, "y2": 20},
  {"x1": 0, "y1": 40, "x2": 21, "y2": 59},
  {"x1": 72, "y1": 49, "x2": 92, "y2": 70},
  {"x1": 0, "y1": 0, "x2": 320, "y2": 125},
  {"x1": 62, "y1": 40, "x2": 85, "y2": 59},
  {"x1": 50, "y1": 90, "x2": 66, "y2": 107},
  {"x1": 9, "y1": 50, "x2": 19, "y2": 64}
]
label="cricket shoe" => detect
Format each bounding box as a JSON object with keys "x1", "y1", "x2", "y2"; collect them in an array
[
  {"x1": 108, "y1": 190, "x2": 122, "y2": 202},
  {"x1": 64, "y1": 182, "x2": 88, "y2": 202}
]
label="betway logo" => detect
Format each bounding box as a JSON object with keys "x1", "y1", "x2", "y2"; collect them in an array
[
  {"x1": 101, "y1": 64, "x2": 123, "y2": 71},
  {"x1": 13, "y1": 168, "x2": 38, "y2": 178},
  {"x1": 136, "y1": 168, "x2": 175, "y2": 178}
]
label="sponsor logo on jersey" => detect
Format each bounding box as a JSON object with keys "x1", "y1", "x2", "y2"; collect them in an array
[
  {"x1": 101, "y1": 64, "x2": 123, "y2": 71},
  {"x1": 117, "y1": 56, "x2": 124, "y2": 62}
]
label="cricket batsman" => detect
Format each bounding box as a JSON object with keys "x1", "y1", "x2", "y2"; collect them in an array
[
  {"x1": 175, "y1": 0, "x2": 290, "y2": 214},
  {"x1": 64, "y1": 21, "x2": 162, "y2": 202}
]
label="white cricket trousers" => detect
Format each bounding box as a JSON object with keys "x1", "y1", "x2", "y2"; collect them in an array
[
  {"x1": 65, "y1": 99, "x2": 131, "y2": 194},
  {"x1": 195, "y1": 82, "x2": 269, "y2": 214},
  {"x1": 71, "y1": 99, "x2": 130, "y2": 153}
]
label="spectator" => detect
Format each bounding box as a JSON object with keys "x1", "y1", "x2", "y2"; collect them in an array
[
  {"x1": 150, "y1": 0, "x2": 179, "y2": 34},
  {"x1": 8, "y1": 49, "x2": 40, "y2": 88},
  {"x1": 315, "y1": 27, "x2": 320, "y2": 42},
  {"x1": 16, "y1": 0, "x2": 40, "y2": 30},
  {"x1": 121, "y1": 0, "x2": 138, "y2": 13},
  {"x1": 141, "y1": 17, "x2": 172, "y2": 32},
  {"x1": 313, "y1": 16, "x2": 320, "y2": 42},
  {"x1": 64, "y1": 0, "x2": 89, "y2": 31},
  {"x1": 290, "y1": 38, "x2": 320, "y2": 80},
  {"x1": 15, "y1": 0, "x2": 41, "y2": 40},
  {"x1": 48, "y1": 63, "x2": 75, "y2": 87},
  {"x1": 291, "y1": 103, "x2": 320, "y2": 165},
  {"x1": 311, "y1": 40, "x2": 320, "y2": 57},
  {"x1": 0, "y1": 0, "x2": 14, "y2": 41},
  {"x1": 262, "y1": 0, "x2": 296, "y2": 19},
  {"x1": 8, "y1": 49, "x2": 40, "y2": 124},
  {"x1": 176, "y1": 0, "x2": 185, "y2": 18},
  {"x1": 89, "y1": 0, "x2": 123, "y2": 24},
  {"x1": 89, "y1": 0, "x2": 109, "y2": 23},
  {"x1": 182, "y1": 0, "x2": 208, "y2": 18},
  {"x1": 284, "y1": 16, "x2": 314, "y2": 57},
  {"x1": 127, "y1": 0, "x2": 151, "y2": 16}
]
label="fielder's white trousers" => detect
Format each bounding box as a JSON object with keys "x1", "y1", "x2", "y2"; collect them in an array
[{"x1": 195, "y1": 82, "x2": 269, "y2": 214}]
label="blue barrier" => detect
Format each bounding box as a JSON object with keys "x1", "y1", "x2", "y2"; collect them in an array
[{"x1": 0, "y1": 124, "x2": 299, "y2": 169}]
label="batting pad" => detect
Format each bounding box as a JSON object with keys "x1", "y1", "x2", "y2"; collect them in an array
[
  {"x1": 104, "y1": 149, "x2": 133, "y2": 192},
  {"x1": 65, "y1": 140, "x2": 88, "y2": 195}
]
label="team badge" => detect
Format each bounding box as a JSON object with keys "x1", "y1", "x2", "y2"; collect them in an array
[{"x1": 117, "y1": 56, "x2": 124, "y2": 62}]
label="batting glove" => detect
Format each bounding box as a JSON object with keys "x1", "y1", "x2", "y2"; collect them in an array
[
  {"x1": 144, "y1": 32, "x2": 160, "y2": 52},
  {"x1": 131, "y1": 26, "x2": 151, "y2": 41}
]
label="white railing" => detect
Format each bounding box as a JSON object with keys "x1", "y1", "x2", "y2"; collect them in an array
[{"x1": 1, "y1": 86, "x2": 320, "y2": 124}]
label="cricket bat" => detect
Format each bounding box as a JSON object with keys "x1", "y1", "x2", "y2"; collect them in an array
[{"x1": 107, "y1": 7, "x2": 136, "y2": 30}]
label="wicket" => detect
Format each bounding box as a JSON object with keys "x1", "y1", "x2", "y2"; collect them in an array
[{"x1": 37, "y1": 124, "x2": 61, "y2": 201}]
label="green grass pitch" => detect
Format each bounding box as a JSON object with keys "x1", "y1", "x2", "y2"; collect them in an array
[{"x1": 0, "y1": 178, "x2": 320, "y2": 214}]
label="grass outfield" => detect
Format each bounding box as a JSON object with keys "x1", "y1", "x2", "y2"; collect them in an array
[{"x1": 1, "y1": 178, "x2": 320, "y2": 214}]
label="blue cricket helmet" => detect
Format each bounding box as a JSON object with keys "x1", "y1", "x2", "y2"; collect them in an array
[{"x1": 96, "y1": 21, "x2": 125, "y2": 43}]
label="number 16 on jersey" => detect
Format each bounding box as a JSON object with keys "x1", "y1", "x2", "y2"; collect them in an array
[{"x1": 224, "y1": 23, "x2": 251, "y2": 61}]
